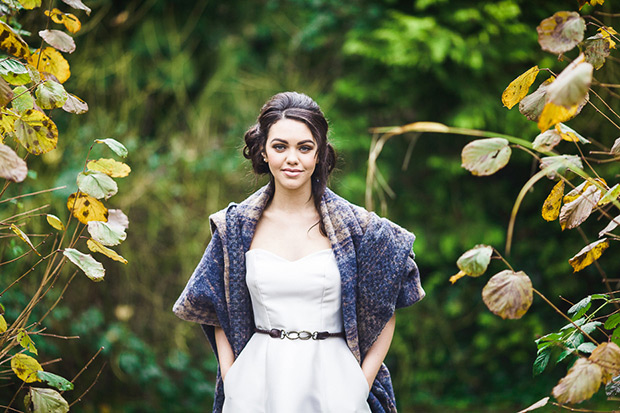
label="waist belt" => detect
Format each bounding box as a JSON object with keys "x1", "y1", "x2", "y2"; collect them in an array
[{"x1": 254, "y1": 327, "x2": 345, "y2": 341}]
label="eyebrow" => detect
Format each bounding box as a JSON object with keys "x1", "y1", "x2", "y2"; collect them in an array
[{"x1": 270, "y1": 138, "x2": 315, "y2": 145}]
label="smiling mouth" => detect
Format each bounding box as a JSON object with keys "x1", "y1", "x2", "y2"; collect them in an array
[{"x1": 282, "y1": 169, "x2": 303, "y2": 176}]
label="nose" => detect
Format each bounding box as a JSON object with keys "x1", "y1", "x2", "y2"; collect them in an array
[{"x1": 285, "y1": 149, "x2": 299, "y2": 165}]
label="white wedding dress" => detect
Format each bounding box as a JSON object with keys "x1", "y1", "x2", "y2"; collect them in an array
[{"x1": 222, "y1": 248, "x2": 372, "y2": 413}]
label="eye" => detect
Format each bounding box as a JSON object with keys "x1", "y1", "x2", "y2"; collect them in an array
[
  {"x1": 300, "y1": 145, "x2": 314, "y2": 153},
  {"x1": 273, "y1": 144, "x2": 285, "y2": 151}
]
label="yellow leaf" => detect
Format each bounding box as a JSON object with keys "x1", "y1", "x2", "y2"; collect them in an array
[
  {"x1": 0, "y1": 110, "x2": 18, "y2": 135},
  {"x1": 449, "y1": 270, "x2": 466, "y2": 284},
  {"x1": 0, "y1": 315, "x2": 7, "y2": 334},
  {"x1": 553, "y1": 358, "x2": 603, "y2": 404},
  {"x1": 46, "y1": 214, "x2": 65, "y2": 230},
  {"x1": 17, "y1": 329, "x2": 37, "y2": 355},
  {"x1": 10, "y1": 224, "x2": 41, "y2": 256},
  {"x1": 569, "y1": 238, "x2": 609, "y2": 272},
  {"x1": 14, "y1": 109, "x2": 58, "y2": 155},
  {"x1": 502, "y1": 66, "x2": 539, "y2": 109},
  {"x1": 28, "y1": 48, "x2": 71, "y2": 84},
  {"x1": 67, "y1": 192, "x2": 108, "y2": 224},
  {"x1": 17, "y1": 0, "x2": 42, "y2": 9},
  {"x1": 589, "y1": 342, "x2": 620, "y2": 383},
  {"x1": 598, "y1": 26, "x2": 617, "y2": 49},
  {"x1": 538, "y1": 101, "x2": 580, "y2": 132},
  {"x1": 542, "y1": 180, "x2": 564, "y2": 222},
  {"x1": 482, "y1": 270, "x2": 533, "y2": 320},
  {"x1": 45, "y1": 9, "x2": 81, "y2": 33},
  {"x1": 0, "y1": 21, "x2": 31, "y2": 60},
  {"x1": 87, "y1": 239, "x2": 128, "y2": 264},
  {"x1": 11, "y1": 354, "x2": 42, "y2": 383},
  {"x1": 87, "y1": 158, "x2": 131, "y2": 178}
]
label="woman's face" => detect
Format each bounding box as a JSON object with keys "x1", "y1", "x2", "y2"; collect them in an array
[{"x1": 263, "y1": 118, "x2": 318, "y2": 193}]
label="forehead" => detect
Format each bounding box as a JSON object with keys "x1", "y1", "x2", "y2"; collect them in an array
[{"x1": 267, "y1": 118, "x2": 315, "y2": 143}]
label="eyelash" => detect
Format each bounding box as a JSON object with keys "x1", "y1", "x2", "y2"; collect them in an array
[{"x1": 272, "y1": 144, "x2": 313, "y2": 152}]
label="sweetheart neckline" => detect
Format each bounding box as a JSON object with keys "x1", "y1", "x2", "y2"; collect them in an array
[{"x1": 246, "y1": 248, "x2": 333, "y2": 263}]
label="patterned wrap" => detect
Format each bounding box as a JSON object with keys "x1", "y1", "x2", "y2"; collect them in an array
[{"x1": 173, "y1": 184, "x2": 425, "y2": 412}]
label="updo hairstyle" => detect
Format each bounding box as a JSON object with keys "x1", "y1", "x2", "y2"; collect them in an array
[{"x1": 243, "y1": 92, "x2": 337, "y2": 231}]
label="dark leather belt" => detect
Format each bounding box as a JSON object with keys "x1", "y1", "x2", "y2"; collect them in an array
[{"x1": 254, "y1": 327, "x2": 345, "y2": 341}]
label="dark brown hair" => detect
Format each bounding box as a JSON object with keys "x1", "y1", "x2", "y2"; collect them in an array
[{"x1": 243, "y1": 92, "x2": 337, "y2": 235}]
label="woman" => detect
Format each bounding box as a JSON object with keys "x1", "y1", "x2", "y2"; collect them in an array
[{"x1": 173, "y1": 92, "x2": 424, "y2": 412}]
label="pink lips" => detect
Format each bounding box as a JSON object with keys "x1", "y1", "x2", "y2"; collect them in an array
[{"x1": 282, "y1": 168, "x2": 303, "y2": 177}]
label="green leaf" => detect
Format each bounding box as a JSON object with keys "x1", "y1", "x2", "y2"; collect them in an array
[
  {"x1": 581, "y1": 321, "x2": 602, "y2": 335},
  {"x1": 87, "y1": 221, "x2": 126, "y2": 246},
  {"x1": 76, "y1": 171, "x2": 118, "y2": 200},
  {"x1": 534, "y1": 347, "x2": 551, "y2": 376},
  {"x1": 557, "y1": 348, "x2": 575, "y2": 364},
  {"x1": 583, "y1": 33, "x2": 610, "y2": 70},
  {"x1": 0, "y1": 59, "x2": 31, "y2": 85},
  {"x1": 605, "y1": 313, "x2": 620, "y2": 330},
  {"x1": 568, "y1": 296, "x2": 592, "y2": 318},
  {"x1": 95, "y1": 138, "x2": 127, "y2": 157},
  {"x1": 456, "y1": 244, "x2": 493, "y2": 277},
  {"x1": 461, "y1": 138, "x2": 511, "y2": 176},
  {"x1": 35, "y1": 80, "x2": 68, "y2": 110},
  {"x1": 612, "y1": 326, "x2": 620, "y2": 347},
  {"x1": 539, "y1": 155, "x2": 583, "y2": 180},
  {"x1": 24, "y1": 387, "x2": 69, "y2": 413},
  {"x1": 578, "y1": 342, "x2": 597, "y2": 354},
  {"x1": 63, "y1": 248, "x2": 105, "y2": 282},
  {"x1": 36, "y1": 371, "x2": 74, "y2": 391},
  {"x1": 12, "y1": 85, "x2": 33, "y2": 113}
]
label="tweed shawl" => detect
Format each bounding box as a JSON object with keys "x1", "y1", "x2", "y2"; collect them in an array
[{"x1": 173, "y1": 183, "x2": 424, "y2": 412}]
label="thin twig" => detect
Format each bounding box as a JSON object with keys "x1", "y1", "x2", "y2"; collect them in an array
[
  {"x1": 0, "y1": 186, "x2": 66, "y2": 204},
  {"x1": 68, "y1": 362, "x2": 106, "y2": 407},
  {"x1": 70, "y1": 347, "x2": 103, "y2": 384}
]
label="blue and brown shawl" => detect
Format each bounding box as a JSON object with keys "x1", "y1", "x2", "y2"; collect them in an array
[{"x1": 173, "y1": 183, "x2": 424, "y2": 412}]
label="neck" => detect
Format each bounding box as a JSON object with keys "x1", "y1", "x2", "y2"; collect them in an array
[{"x1": 269, "y1": 181, "x2": 315, "y2": 213}]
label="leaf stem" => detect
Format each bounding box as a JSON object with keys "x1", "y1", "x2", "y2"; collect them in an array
[{"x1": 533, "y1": 288, "x2": 599, "y2": 346}]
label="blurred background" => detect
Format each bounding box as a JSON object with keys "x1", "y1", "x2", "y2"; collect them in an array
[{"x1": 3, "y1": 0, "x2": 620, "y2": 411}]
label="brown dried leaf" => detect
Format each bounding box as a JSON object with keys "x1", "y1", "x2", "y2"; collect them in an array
[
  {"x1": 38, "y1": 29, "x2": 76, "y2": 53},
  {"x1": 533, "y1": 130, "x2": 562, "y2": 152},
  {"x1": 590, "y1": 342, "x2": 620, "y2": 383},
  {"x1": 520, "y1": 77, "x2": 554, "y2": 122},
  {"x1": 599, "y1": 215, "x2": 620, "y2": 238},
  {"x1": 552, "y1": 358, "x2": 603, "y2": 404},
  {"x1": 559, "y1": 185, "x2": 601, "y2": 230},
  {"x1": 0, "y1": 143, "x2": 27, "y2": 182},
  {"x1": 537, "y1": 11, "x2": 586, "y2": 54},
  {"x1": 547, "y1": 54, "x2": 593, "y2": 109},
  {"x1": 482, "y1": 270, "x2": 533, "y2": 320}
]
